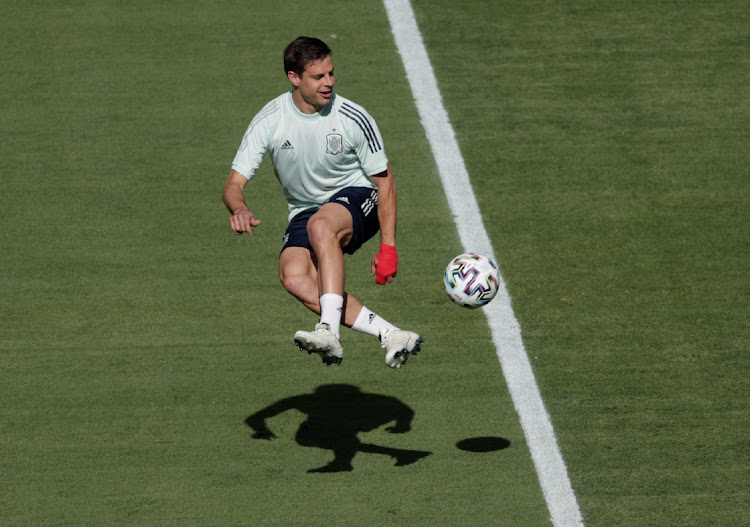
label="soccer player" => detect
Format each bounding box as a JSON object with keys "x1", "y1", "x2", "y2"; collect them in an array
[{"x1": 223, "y1": 36, "x2": 423, "y2": 368}]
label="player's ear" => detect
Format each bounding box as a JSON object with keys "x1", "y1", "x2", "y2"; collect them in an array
[{"x1": 287, "y1": 71, "x2": 300, "y2": 87}]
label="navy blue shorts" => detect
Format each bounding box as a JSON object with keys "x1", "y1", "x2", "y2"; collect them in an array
[{"x1": 281, "y1": 187, "x2": 379, "y2": 255}]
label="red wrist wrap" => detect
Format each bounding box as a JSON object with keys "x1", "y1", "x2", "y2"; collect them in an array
[{"x1": 375, "y1": 244, "x2": 398, "y2": 285}]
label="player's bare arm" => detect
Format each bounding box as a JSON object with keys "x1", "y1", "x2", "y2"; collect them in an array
[
  {"x1": 223, "y1": 169, "x2": 262, "y2": 235},
  {"x1": 370, "y1": 165, "x2": 399, "y2": 284},
  {"x1": 371, "y1": 165, "x2": 397, "y2": 245}
]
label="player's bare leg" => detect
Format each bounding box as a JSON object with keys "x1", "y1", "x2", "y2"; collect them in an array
[
  {"x1": 280, "y1": 247, "x2": 341, "y2": 364},
  {"x1": 305, "y1": 202, "x2": 352, "y2": 297},
  {"x1": 279, "y1": 247, "x2": 363, "y2": 326},
  {"x1": 279, "y1": 247, "x2": 323, "y2": 314}
]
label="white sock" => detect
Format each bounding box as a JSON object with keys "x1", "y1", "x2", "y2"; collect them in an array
[
  {"x1": 351, "y1": 306, "x2": 398, "y2": 338},
  {"x1": 319, "y1": 293, "x2": 344, "y2": 337}
]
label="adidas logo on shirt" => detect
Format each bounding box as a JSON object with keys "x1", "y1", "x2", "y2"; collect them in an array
[{"x1": 281, "y1": 140, "x2": 293, "y2": 150}]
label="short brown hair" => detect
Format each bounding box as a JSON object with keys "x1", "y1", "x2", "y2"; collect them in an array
[{"x1": 283, "y1": 37, "x2": 331, "y2": 76}]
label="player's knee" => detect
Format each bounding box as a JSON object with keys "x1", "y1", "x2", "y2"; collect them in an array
[
  {"x1": 279, "y1": 268, "x2": 299, "y2": 294},
  {"x1": 307, "y1": 213, "x2": 352, "y2": 249},
  {"x1": 305, "y1": 215, "x2": 331, "y2": 246},
  {"x1": 279, "y1": 267, "x2": 312, "y2": 299}
]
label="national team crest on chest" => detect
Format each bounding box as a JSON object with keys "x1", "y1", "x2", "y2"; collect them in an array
[{"x1": 326, "y1": 133, "x2": 343, "y2": 155}]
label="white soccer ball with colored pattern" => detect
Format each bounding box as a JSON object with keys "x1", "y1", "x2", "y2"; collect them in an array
[{"x1": 444, "y1": 253, "x2": 500, "y2": 309}]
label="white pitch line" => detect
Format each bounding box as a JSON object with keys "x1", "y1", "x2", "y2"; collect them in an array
[{"x1": 383, "y1": 1, "x2": 584, "y2": 525}]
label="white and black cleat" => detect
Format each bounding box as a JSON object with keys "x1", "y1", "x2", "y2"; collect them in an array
[
  {"x1": 379, "y1": 328, "x2": 424, "y2": 369},
  {"x1": 293, "y1": 323, "x2": 344, "y2": 366}
]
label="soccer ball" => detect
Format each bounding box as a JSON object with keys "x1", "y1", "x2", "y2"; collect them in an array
[{"x1": 444, "y1": 253, "x2": 499, "y2": 309}]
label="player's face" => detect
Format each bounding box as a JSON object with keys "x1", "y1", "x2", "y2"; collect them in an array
[{"x1": 289, "y1": 55, "x2": 335, "y2": 114}]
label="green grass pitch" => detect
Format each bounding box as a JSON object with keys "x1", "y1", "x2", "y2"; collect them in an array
[{"x1": 1, "y1": 1, "x2": 748, "y2": 525}]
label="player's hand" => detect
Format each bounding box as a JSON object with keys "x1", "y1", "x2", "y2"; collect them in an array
[
  {"x1": 372, "y1": 243, "x2": 398, "y2": 285},
  {"x1": 230, "y1": 209, "x2": 261, "y2": 235}
]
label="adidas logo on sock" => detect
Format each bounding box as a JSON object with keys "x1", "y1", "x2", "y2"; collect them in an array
[{"x1": 281, "y1": 140, "x2": 293, "y2": 150}]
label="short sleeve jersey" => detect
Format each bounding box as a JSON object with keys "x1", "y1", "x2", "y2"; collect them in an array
[{"x1": 231, "y1": 92, "x2": 388, "y2": 221}]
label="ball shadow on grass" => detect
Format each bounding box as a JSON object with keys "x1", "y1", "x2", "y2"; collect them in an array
[{"x1": 455, "y1": 436, "x2": 511, "y2": 453}]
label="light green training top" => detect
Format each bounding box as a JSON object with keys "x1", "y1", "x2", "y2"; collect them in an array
[{"x1": 232, "y1": 92, "x2": 388, "y2": 221}]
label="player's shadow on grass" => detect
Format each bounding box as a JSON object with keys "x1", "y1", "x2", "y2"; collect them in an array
[{"x1": 245, "y1": 384, "x2": 431, "y2": 473}]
